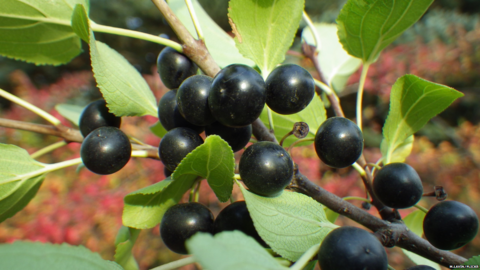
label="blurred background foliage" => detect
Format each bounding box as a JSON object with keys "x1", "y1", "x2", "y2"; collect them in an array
[{"x1": 1, "y1": 0, "x2": 480, "y2": 269}]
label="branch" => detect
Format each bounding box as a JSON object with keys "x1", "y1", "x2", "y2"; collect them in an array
[
  {"x1": 292, "y1": 170, "x2": 467, "y2": 267},
  {"x1": 0, "y1": 118, "x2": 159, "y2": 159}
]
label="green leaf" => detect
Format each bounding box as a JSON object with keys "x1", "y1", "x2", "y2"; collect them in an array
[
  {"x1": 324, "y1": 207, "x2": 340, "y2": 224},
  {"x1": 402, "y1": 210, "x2": 440, "y2": 270},
  {"x1": 381, "y1": 75, "x2": 463, "y2": 164},
  {"x1": 0, "y1": 175, "x2": 44, "y2": 223},
  {"x1": 0, "y1": 241, "x2": 122, "y2": 270},
  {"x1": 150, "y1": 122, "x2": 168, "y2": 138},
  {"x1": 337, "y1": 0, "x2": 434, "y2": 63},
  {"x1": 302, "y1": 23, "x2": 362, "y2": 93},
  {"x1": 114, "y1": 226, "x2": 140, "y2": 270},
  {"x1": 123, "y1": 136, "x2": 234, "y2": 228},
  {"x1": 69, "y1": 4, "x2": 158, "y2": 118},
  {"x1": 0, "y1": 0, "x2": 89, "y2": 65},
  {"x1": 168, "y1": 0, "x2": 254, "y2": 68},
  {"x1": 186, "y1": 231, "x2": 289, "y2": 270},
  {"x1": 55, "y1": 103, "x2": 84, "y2": 126},
  {"x1": 302, "y1": 260, "x2": 317, "y2": 270},
  {"x1": 228, "y1": 0, "x2": 304, "y2": 76},
  {"x1": 238, "y1": 182, "x2": 337, "y2": 261},
  {"x1": 463, "y1": 256, "x2": 480, "y2": 266},
  {"x1": 0, "y1": 143, "x2": 46, "y2": 199},
  {"x1": 380, "y1": 135, "x2": 413, "y2": 164},
  {"x1": 71, "y1": 4, "x2": 90, "y2": 42},
  {"x1": 174, "y1": 135, "x2": 235, "y2": 202},
  {"x1": 260, "y1": 94, "x2": 326, "y2": 147}
]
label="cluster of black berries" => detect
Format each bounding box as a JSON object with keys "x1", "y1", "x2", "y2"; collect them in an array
[
  {"x1": 79, "y1": 100, "x2": 131, "y2": 175},
  {"x1": 160, "y1": 200, "x2": 266, "y2": 254}
]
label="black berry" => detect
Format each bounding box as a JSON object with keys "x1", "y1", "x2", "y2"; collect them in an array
[
  {"x1": 423, "y1": 200, "x2": 479, "y2": 250},
  {"x1": 314, "y1": 117, "x2": 363, "y2": 168},
  {"x1": 318, "y1": 226, "x2": 388, "y2": 270},
  {"x1": 265, "y1": 64, "x2": 315, "y2": 115},
  {"x1": 208, "y1": 64, "x2": 266, "y2": 127},
  {"x1": 158, "y1": 89, "x2": 204, "y2": 134},
  {"x1": 159, "y1": 127, "x2": 204, "y2": 171},
  {"x1": 157, "y1": 47, "x2": 198, "y2": 89},
  {"x1": 80, "y1": 126, "x2": 131, "y2": 175},
  {"x1": 373, "y1": 163, "x2": 423, "y2": 209},
  {"x1": 79, "y1": 100, "x2": 121, "y2": 137},
  {"x1": 176, "y1": 75, "x2": 215, "y2": 126},
  {"x1": 205, "y1": 122, "x2": 252, "y2": 152},
  {"x1": 160, "y1": 202, "x2": 214, "y2": 254},
  {"x1": 239, "y1": 141, "x2": 293, "y2": 197}
]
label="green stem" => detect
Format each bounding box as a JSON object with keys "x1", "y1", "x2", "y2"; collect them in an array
[
  {"x1": 302, "y1": 11, "x2": 321, "y2": 51},
  {"x1": 356, "y1": 63, "x2": 371, "y2": 131},
  {"x1": 414, "y1": 204, "x2": 429, "y2": 214},
  {"x1": 30, "y1": 141, "x2": 67, "y2": 159},
  {"x1": 90, "y1": 22, "x2": 183, "y2": 52},
  {"x1": 234, "y1": 174, "x2": 241, "y2": 180},
  {"x1": 131, "y1": 150, "x2": 150, "y2": 158},
  {"x1": 314, "y1": 78, "x2": 333, "y2": 95},
  {"x1": 343, "y1": 196, "x2": 371, "y2": 203},
  {"x1": 149, "y1": 256, "x2": 196, "y2": 270},
  {"x1": 289, "y1": 244, "x2": 320, "y2": 270},
  {"x1": 184, "y1": 0, "x2": 204, "y2": 41},
  {"x1": 352, "y1": 162, "x2": 367, "y2": 177},
  {"x1": 0, "y1": 88, "x2": 61, "y2": 126},
  {"x1": 366, "y1": 163, "x2": 382, "y2": 171},
  {"x1": 387, "y1": 265, "x2": 396, "y2": 270}
]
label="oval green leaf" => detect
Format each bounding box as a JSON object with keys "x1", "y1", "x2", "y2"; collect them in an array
[
  {"x1": 260, "y1": 94, "x2": 326, "y2": 147},
  {"x1": 0, "y1": 175, "x2": 44, "y2": 223},
  {"x1": 0, "y1": 241, "x2": 122, "y2": 270},
  {"x1": 381, "y1": 75, "x2": 463, "y2": 164},
  {"x1": 337, "y1": 0, "x2": 434, "y2": 63},
  {"x1": 187, "y1": 231, "x2": 289, "y2": 270},
  {"x1": 0, "y1": 0, "x2": 89, "y2": 65},
  {"x1": 238, "y1": 182, "x2": 337, "y2": 261},
  {"x1": 228, "y1": 0, "x2": 304, "y2": 76}
]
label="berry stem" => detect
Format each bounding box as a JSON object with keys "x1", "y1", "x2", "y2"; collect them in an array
[
  {"x1": 289, "y1": 244, "x2": 320, "y2": 270},
  {"x1": 0, "y1": 88, "x2": 61, "y2": 126},
  {"x1": 356, "y1": 63, "x2": 371, "y2": 131},
  {"x1": 413, "y1": 204, "x2": 429, "y2": 214},
  {"x1": 352, "y1": 162, "x2": 367, "y2": 177},
  {"x1": 302, "y1": 11, "x2": 321, "y2": 51},
  {"x1": 30, "y1": 141, "x2": 67, "y2": 159},
  {"x1": 343, "y1": 196, "x2": 371, "y2": 203},
  {"x1": 184, "y1": 0, "x2": 204, "y2": 41},
  {"x1": 149, "y1": 256, "x2": 196, "y2": 270},
  {"x1": 90, "y1": 22, "x2": 183, "y2": 52}
]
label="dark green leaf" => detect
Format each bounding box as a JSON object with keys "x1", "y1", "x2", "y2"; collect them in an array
[
  {"x1": 0, "y1": 175, "x2": 44, "y2": 223},
  {"x1": 0, "y1": 0, "x2": 89, "y2": 65},
  {"x1": 228, "y1": 0, "x2": 304, "y2": 76},
  {"x1": 0, "y1": 241, "x2": 122, "y2": 270},
  {"x1": 463, "y1": 255, "x2": 480, "y2": 266},
  {"x1": 114, "y1": 226, "x2": 140, "y2": 270},
  {"x1": 150, "y1": 122, "x2": 168, "y2": 139},
  {"x1": 381, "y1": 75, "x2": 463, "y2": 164},
  {"x1": 337, "y1": 0, "x2": 434, "y2": 63}
]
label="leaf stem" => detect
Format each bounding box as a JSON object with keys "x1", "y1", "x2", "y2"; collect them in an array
[
  {"x1": 149, "y1": 256, "x2": 196, "y2": 270},
  {"x1": 30, "y1": 141, "x2": 67, "y2": 159},
  {"x1": 356, "y1": 63, "x2": 370, "y2": 131},
  {"x1": 289, "y1": 244, "x2": 320, "y2": 270},
  {"x1": 413, "y1": 204, "x2": 429, "y2": 214},
  {"x1": 343, "y1": 196, "x2": 371, "y2": 203},
  {"x1": 302, "y1": 11, "x2": 321, "y2": 51},
  {"x1": 0, "y1": 88, "x2": 61, "y2": 126},
  {"x1": 90, "y1": 22, "x2": 183, "y2": 52},
  {"x1": 352, "y1": 162, "x2": 367, "y2": 177},
  {"x1": 184, "y1": 0, "x2": 204, "y2": 41}
]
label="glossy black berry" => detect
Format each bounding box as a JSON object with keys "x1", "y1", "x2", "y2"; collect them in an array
[
  {"x1": 314, "y1": 117, "x2": 363, "y2": 168},
  {"x1": 160, "y1": 202, "x2": 214, "y2": 254},
  {"x1": 265, "y1": 64, "x2": 315, "y2": 115},
  {"x1": 158, "y1": 89, "x2": 205, "y2": 134},
  {"x1": 373, "y1": 163, "x2": 423, "y2": 209},
  {"x1": 157, "y1": 47, "x2": 198, "y2": 89},
  {"x1": 239, "y1": 141, "x2": 293, "y2": 197},
  {"x1": 214, "y1": 201, "x2": 267, "y2": 247},
  {"x1": 405, "y1": 266, "x2": 436, "y2": 270},
  {"x1": 79, "y1": 100, "x2": 121, "y2": 137},
  {"x1": 205, "y1": 122, "x2": 252, "y2": 152},
  {"x1": 208, "y1": 64, "x2": 266, "y2": 127},
  {"x1": 318, "y1": 226, "x2": 388, "y2": 270},
  {"x1": 159, "y1": 127, "x2": 204, "y2": 171},
  {"x1": 80, "y1": 126, "x2": 131, "y2": 175},
  {"x1": 423, "y1": 200, "x2": 479, "y2": 250},
  {"x1": 177, "y1": 75, "x2": 215, "y2": 126}
]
